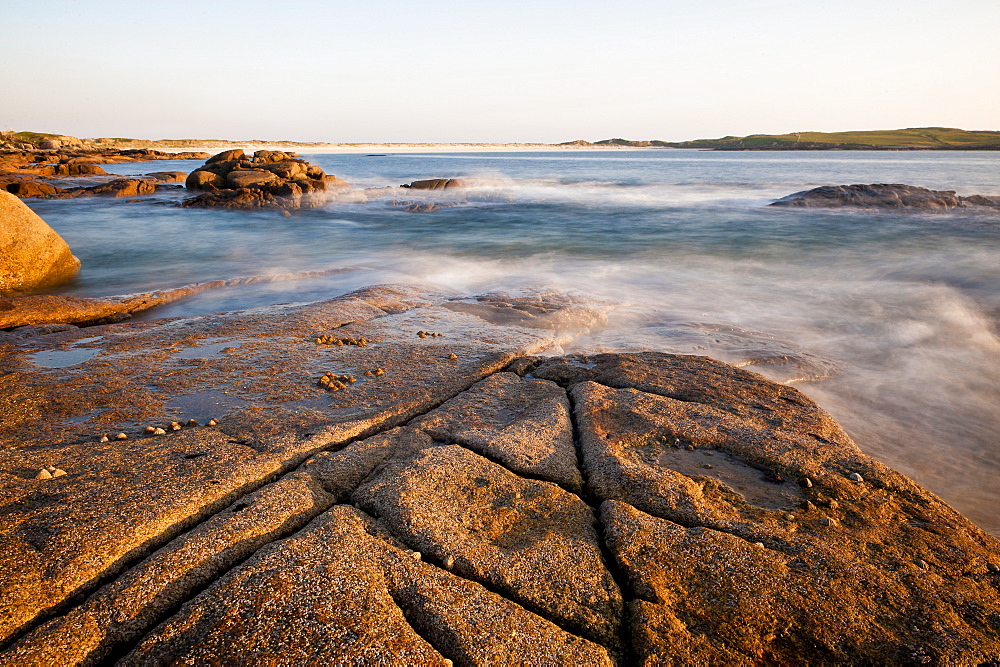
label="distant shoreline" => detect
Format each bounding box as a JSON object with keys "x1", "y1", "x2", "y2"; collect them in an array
[{"x1": 141, "y1": 143, "x2": 662, "y2": 155}]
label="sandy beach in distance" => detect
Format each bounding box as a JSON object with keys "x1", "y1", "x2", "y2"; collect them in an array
[{"x1": 149, "y1": 143, "x2": 663, "y2": 154}]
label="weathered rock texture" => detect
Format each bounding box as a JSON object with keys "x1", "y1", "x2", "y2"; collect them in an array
[
  {"x1": 0, "y1": 289, "x2": 997, "y2": 665},
  {"x1": 181, "y1": 149, "x2": 350, "y2": 210},
  {"x1": 0, "y1": 190, "x2": 80, "y2": 296},
  {"x1": 770, "y1": 183, "x2": 1000, "y2": 210}
]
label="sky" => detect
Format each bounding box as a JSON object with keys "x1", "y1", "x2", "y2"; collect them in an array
[{"x1": 1, "y1": 0, "x2": 998, "y2": 143}]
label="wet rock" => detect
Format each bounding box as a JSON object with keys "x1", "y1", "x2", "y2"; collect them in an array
[
  {"x1": 144, "y1": 171, "x2": 187, "y2": 183},
  {"x1": 0, "y1": 190, "x2": 81, "y2": 295},
  {"x1": 85, "y1": 179, "x2": 156, "y2": 198},
  {"x1": 2, "y1": 181, "x2": 65, "y2": 197},
  {"x1": 769, "y1": 183, "x2": 1000, "y2": 211}
]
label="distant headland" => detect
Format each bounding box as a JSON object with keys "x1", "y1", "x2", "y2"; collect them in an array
[
  {"x1": 564, "y1": 127, "x2": 1000, "y2": 150},
  {"x1": 2, "y1": 127, "x2": 999, "y2": 153}
]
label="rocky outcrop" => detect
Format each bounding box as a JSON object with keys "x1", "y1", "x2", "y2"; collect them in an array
[
  {"x1": 181, "y1": 149, "x2": 350, "y2": 210},
  {"x1": 403, "y1": 178, "x2": 506, "y2": 191},
  {"x1": 0, "y1": 190, "x2": 80, "y2": 295},
  {"x1": 0, "y1": 286, "x2": 997, "y2": 664},
  {"x1": 770, "y1": 183, "x2": 1000, "y2": 210},
  {"x1": 0, "y1": 178, "x2": 169, "y2": 200}
]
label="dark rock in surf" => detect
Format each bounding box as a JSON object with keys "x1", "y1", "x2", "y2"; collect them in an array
[{"x1": 770, "y1": 183, "x2": 1000, "y2": 211}]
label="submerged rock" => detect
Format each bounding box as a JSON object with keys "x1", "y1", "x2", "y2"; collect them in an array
[
  {"x1": 770, "y1": 183, "x2": 1000, "y2": 210},
  {"x1": 0, "y1": 287, "x2": 997, "y2": 664}
]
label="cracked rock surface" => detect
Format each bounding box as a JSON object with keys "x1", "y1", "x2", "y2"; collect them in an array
[{"x1": 1, "y1": 288, "x2": 998, "y2": 664}]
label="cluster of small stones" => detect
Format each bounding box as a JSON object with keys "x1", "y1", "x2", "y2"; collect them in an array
[
  {"x1": 315, "y1": 335, "x2": 369, "y2": 347},
  {"x1": 97, "y1": 418, "x2": 218, "y2": 442},
  {"x1": 417, "y1": 330, "x2": 444, "y2": 339},
  {"x1": 318, "y1": 373, "x2": 357, "y2": 392},
  {"x1": 363, "y1": 367, "x2": 386, "y2": 377}
]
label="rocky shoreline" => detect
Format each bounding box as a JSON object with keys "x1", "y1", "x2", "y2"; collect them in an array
[
  {"x1": 0, "y1": 285, "x2": 998, "y2": 664},
  {"x1": 0, "y1": 147, "x2": 208, "y2": 200}
]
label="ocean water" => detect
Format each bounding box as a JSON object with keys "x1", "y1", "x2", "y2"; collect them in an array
[{"x1": 24, "y1": 149, "x2": 1000, "y2": 535}]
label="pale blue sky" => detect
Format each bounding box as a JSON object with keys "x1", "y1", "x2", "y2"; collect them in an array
[{"x1": 2, "y1": 0, "x2": 998, "y2": 142}]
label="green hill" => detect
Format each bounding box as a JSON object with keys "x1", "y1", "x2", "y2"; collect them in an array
[{"x1": 583, "y1": 128, "x2": 1000, "y2": 150}]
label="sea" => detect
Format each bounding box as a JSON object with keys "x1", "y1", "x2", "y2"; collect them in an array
[{"x1": 23, "y1": 149, "x2": 1000, "y2": 536}]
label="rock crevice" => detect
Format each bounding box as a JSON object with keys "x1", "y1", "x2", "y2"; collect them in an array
[{"x1": 0, "y1": 288, "x2": 998, "y2": 664}]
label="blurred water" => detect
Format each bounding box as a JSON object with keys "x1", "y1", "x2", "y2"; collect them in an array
[{"x1": 25, "y1": 149, "x2": 1000, "y2": 535}]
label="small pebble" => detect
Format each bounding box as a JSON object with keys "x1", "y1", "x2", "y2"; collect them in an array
[
  {"x1": 45, "y1": 466, "x2": 56, "y2": 472},
  {"x1": 116, "y1": 433, "x2": 128, "y2": 440},
  {"x1": 784, "y1": 513, "x2": 796, "y2": 521},
  {"x1": 819, "y1": 516, "x2": 837, "y2": 526},
  {"x1": 754, "y1": 542, "x2": 765, "y2": 548},
  {"x1": 144, "y1": 426, "x2": 156, "y2": 433},
  {"x1": 801, "y1": 477, "x2": 813, "y2": 488},
  {"x1": 827, "y1": 499, "x2": 839, "y2": 509},
  {"x1": 448, "y1": 353, "x2": 458, "y2": 360},
  {"x1": 374, "y1": 368, "x2": 385, "y2": 376},
  {"x1": 207, "y1": 418, "x2": 218, "y2": 426},
  {"x1": 35, "y1": 469, "x2": 52, "y2": 480},
  {"x1": 684, "y1": 444, "x2": 695, "y2": 451},
  {"x1": 99, "y1": 433, "x2": 109, "y2": 443},
  {"x1": 153, "y1": 427, "x2": 167, "y2": 435},
  {"x1": 442, "y1": 555, "x2": 455, "y2": 570},
  {"x1": 848, "y1": 472, "x2": 864, "y2": 483},
  {"x1": 411, "y1": 551, "x2": 422, "y2": 561},
  {"x1": 702, "y1": 464, "x2": 713, "y2": 469},
  {"x1": 52, "y1": 469, "x2": 67, "y2": 478},
  {"x1": 986, "y1": 562, "x2": 999, "y2": 573},
  {"x1": 170, "y1": 422, "x2": 182, "y2": 431},
  {"x1": 916, "y1": 559, "x2": 929, "y2": 570},
  {"x1": 187, "y1": 419, "x2": 199, "y2": 427},
  {"x1": 364, "y1": 370, "x2": 373, "y2": 376}
]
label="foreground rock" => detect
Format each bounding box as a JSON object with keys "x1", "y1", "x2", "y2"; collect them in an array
[
  {"x1": 0, "y1": 288, "x2": 997, "y2": 664},
  {"x1": 0, "y1": 190, "x2": 80, "y2": 295},
  {"x1": 181, "y1": 149, "x2": 350, "y2": 210},
  {"x1": 770, "y1": 183, "x2": 1000, "y2": 210}
]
